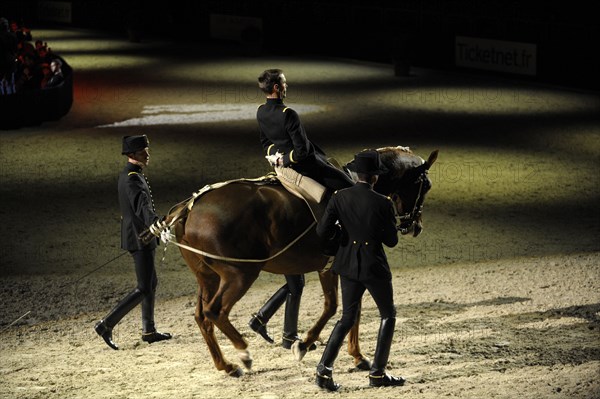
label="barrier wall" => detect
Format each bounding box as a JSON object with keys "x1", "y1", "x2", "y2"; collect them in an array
[
  {"x1": 3, "y1": 0, "x2": 597, "y2": 89},
  {"x1": 0, "y1": 57, "x2": 73, "y2": 129}
]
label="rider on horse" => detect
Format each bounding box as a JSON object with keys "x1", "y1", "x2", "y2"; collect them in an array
[
  {"x1": 257, "y1": 69, "x2": 354, "y2": 193},
  {"x1": 249, "y1": 69, "x2": 354, "y2": 351}
]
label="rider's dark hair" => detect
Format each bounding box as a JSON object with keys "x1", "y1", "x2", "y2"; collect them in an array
[{"x1": 258, "y1": 69, "x2": 283, "y2": 94}]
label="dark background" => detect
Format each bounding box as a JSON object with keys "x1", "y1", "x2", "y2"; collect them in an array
[
  {"x1": 3, "y1": 0, "x2": 599, "y2": 90},
  {"x1": 1, "y1": 3, "x2": 599, "y2": 397}
]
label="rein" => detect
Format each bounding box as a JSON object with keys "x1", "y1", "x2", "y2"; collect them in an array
[
  {"x1": 350, "y1": 146, "x2": 430, "y2": 235},
  {"x1": 394, "y1": 170, "x2": 427, "y2": 234}
]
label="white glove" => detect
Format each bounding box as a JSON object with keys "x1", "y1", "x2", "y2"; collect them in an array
[
  {"x1": 159, "y1": 228, "x2": 171, "y2": 244},
  {"x1": 265, "y1": 151, "x2": 283, "y2": 167},
  {"x1": 147, "y1": 219, "x2": 172, "y2": 244}
]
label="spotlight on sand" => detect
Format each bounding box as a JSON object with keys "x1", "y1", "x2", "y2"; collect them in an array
[{"x1": 96, "y1": 103, "x2": 325, "y2": 128}]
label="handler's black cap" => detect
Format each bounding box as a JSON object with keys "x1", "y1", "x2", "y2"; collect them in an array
[
  {"x1": 122, "y1": 135, "x2": 149, "y2": 155},
  {"x1": 347, "y1": 150, "x2": 388, "y2": 175}
]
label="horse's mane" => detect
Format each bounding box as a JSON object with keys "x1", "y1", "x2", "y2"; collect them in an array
[{"x1": 376, "y1": 146, "x2": 424, "y2": 179}]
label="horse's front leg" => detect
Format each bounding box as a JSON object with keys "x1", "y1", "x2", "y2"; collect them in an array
[
  {"x1": 348, "y1": 301, "x2": 371, "y2": 370},
  {"x1": 291, "y1": 269, "x2": 339, "y2": 361},
  {"x1": 194, "y1": 286, "x2": 242, "y2": 376},
  {"x1": 193, "y1": 269, "x2": 242, "y2": 377},
  {"x1": 204, "y1": 263, "x2": 261, "y2": 375}
]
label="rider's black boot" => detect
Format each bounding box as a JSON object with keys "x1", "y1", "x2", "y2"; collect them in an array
[
  {"x1": 248, "y1": 284, "x2": 288, "y2": 344},
  {"x1": 282, "y1": 291, "x2": 302, "y2": 349}
]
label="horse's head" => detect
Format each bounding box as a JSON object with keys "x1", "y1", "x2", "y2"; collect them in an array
[
  {"x1": 377, "y1": 146, "x2": 437, "y2": 236},
  {"x1": 345, "y1": 146, "x2": 438, "y2": 237}
]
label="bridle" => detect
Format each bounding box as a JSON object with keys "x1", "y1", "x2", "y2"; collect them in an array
[
  {"x1": 392, "y1": 167, "x2": 430, "y2": 235},
  {"x1": 344, "y1": 158, "x2": 431, "y2": 235}
]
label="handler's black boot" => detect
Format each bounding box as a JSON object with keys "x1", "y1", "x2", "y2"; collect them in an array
[
  {"x1": 282, "y1": 291, "x2": 302, "y2": 349},
  {"x1": 315, "y1": 321, "x2": 347, "y2": 392},
  {"x1": 140, "y1": 289, "x2": 172, "y2": 344},
  {"x1": 248, "y1": 285, "x2": 288, "y2": 344},
  {"x1": 315, "y1": 364, "x2": 340, "y2": 392},
  {"x1": 142, "y1": 330, "x2": 172, "y2": 343},
  {"x1": 94, "y1": 321, "x2": 118, "y2": 350},
  {"x1": 369, "y1": 317, "x2": 405, "y2": 387},
  {"x1": 95, "y1": 288, "x2": 144, "y2": 350}
]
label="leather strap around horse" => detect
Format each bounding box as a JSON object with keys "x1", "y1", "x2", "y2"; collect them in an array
[
  {"x1": 159, "y1": 175, "x2": 319, "y2": 263},
  {"x1": 164, "y1": 220, "x2": 316, "y2": 263}
]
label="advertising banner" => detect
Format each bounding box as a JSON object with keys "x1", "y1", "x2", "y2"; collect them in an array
[{"x1": 456, "y1": 36, "x2": 537, "y2": 76}]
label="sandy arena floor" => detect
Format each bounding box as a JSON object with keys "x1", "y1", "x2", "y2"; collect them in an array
[{"x1": 0, "y1": 27, "x2": 598, "y2": 399}]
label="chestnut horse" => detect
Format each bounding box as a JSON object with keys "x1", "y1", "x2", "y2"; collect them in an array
[{"x1": 172, "y1": 146, "x2": 437, "y2": 376}]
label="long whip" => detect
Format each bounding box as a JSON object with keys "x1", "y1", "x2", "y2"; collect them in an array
[
  {"x1": 1, "y1": 311, "x2": 32, "y2": 333},
  {"x1": 59, "y1": 251, "x2": 129, "y2": 289},
  {"x1": 1, "y1": 252, "x2": 129, "y2": 333}
]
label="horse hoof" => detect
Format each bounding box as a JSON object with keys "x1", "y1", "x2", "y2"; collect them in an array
[
  {"x1": 242, "y1": 358, "x2": 253, "y2": 370},
  {"x1": 355, "y1": 357, "x2": 372, "y2": 371},
  {"x1": 291, "y1": 340, "x2": 307, "y2": 361},
  {"x1": 238, "y1": 349, "x2": 253, "y2": 370},
  {"x1": 228, "y1": 367, "x2": 244, "y2": 378}
]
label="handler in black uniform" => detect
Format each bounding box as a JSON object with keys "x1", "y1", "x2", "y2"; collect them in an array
[
  {"x1": 249, "y1": 69, "x2": 354, "y2": 350},
  {"x1": 314, "y1": 150, "x2": 405, "y2": 391},
  {"x1": 94, "y1": 135, "x2": 172, "y2": 350}
]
